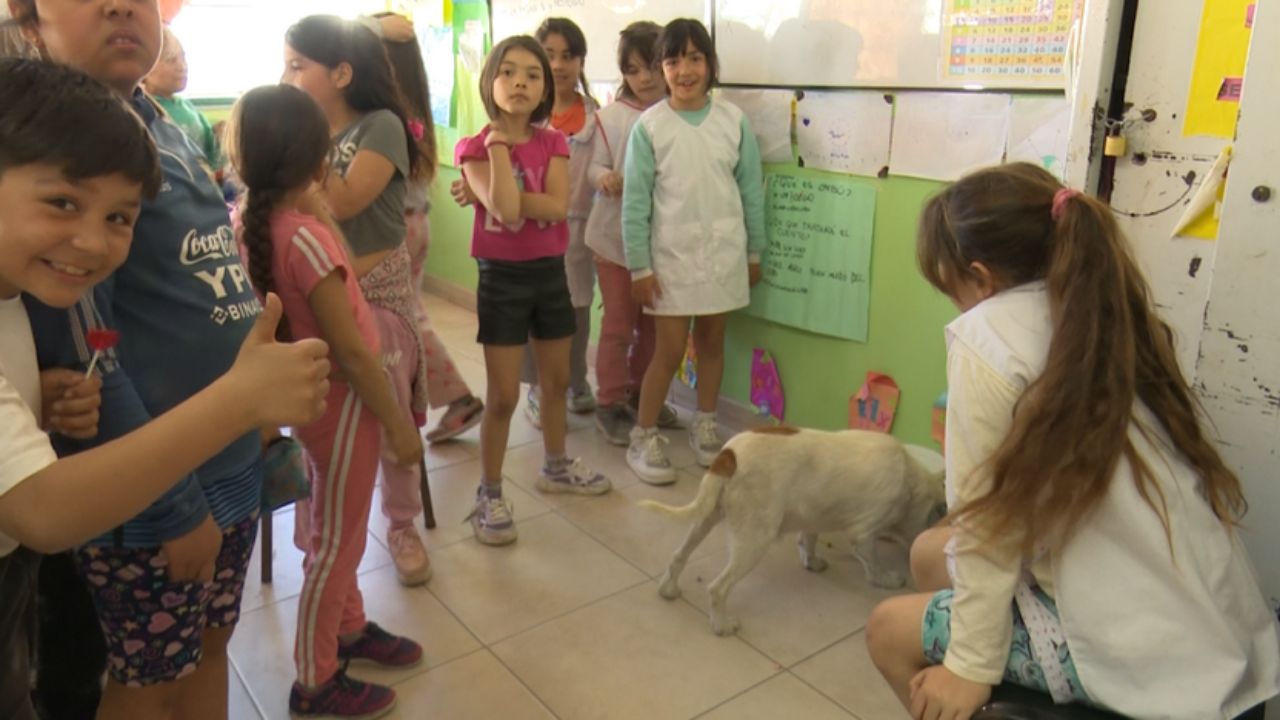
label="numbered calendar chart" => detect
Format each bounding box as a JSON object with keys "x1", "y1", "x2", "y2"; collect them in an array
[{"x1": 942, "y1": 0, "x2": 1080, "y2": 85}]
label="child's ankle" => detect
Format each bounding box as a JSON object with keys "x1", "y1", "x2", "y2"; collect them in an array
[{"x1": 479, "y1": 478, "x2": 503, "y2": 497}]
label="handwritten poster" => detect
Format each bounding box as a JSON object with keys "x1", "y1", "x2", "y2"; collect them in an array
[
  {"x1": 1183, "y1": 0, "x2": 1254, "y2": 138},
  {"x1": 942, "y1": 0, "x2": 1081, "y2": 83},
  {"x1": 747, "y1": 170, "x2": 875, "y2": 342},
  {"x1": 719, "y1": 88, "x2": 795, "y2": 164},
  {"x1": 795, "y1": 91, "x2": 893, "y2": 177}
]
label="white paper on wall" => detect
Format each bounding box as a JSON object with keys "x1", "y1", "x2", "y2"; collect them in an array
[
  {"x1": 890, "y1": 92, "x2": 1012, "y2": 181},
  {"x1": 794, "y1": 90, "x2": 894, "y2": 177}
]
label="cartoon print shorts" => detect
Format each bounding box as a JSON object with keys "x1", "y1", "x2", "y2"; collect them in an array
[
  {"x1": 75, "y1": 512, "x2": 259, "y2": 687},
  {"x1": 921, "y1": 587, "x2": 1091, "y2": 702}
]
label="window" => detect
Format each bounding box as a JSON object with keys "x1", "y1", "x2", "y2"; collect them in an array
[{"x1": 169, "y1": 0, "x2": 388, "y2": 100}]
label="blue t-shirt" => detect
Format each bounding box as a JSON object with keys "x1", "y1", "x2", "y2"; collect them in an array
[{"x1": 23, "y1": 91, "x2": 261, "y2": 546}]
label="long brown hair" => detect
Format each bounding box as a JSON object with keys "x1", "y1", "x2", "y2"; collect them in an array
[
  {"x1": 917, "y1": 162, "x2": 1245, "y2": 552},
  {"x1": 478, "y1": 35, "x2": 555, "y2": 125},
  {"x1": 286, "y1": 15, "x2": 431, "y2": 182},
  {"x1": 535, "y1": 17, "x2": 596, "y2": 106},
  {"x1": 372, "y1": 12, "x2": 437, "y2": 183},
  {"x1": 615, "y1": 21, "x2": 661, "y2": 103},
  {"x1": 225, "y1": 84, "x2": 331, "y2": 340}
]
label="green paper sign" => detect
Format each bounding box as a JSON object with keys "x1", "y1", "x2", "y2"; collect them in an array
[{"x1": 747, "y1": 170, "x2": 876, "y2": 342}]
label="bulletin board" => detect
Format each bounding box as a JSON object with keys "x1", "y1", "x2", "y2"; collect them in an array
[{"x1": 715, "y1": 0, "x2": 1083, "y2": 90}]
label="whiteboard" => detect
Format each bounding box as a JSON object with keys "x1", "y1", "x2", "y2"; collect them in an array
[
  {"x1": 715, "y1": 0, "x2": 1081, "y2": 90},
  {"x1": 490, "y1": 0, "x2": 710, "y2": 84}
]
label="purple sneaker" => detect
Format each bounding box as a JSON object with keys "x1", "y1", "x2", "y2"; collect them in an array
[
  {"x1": 337, "y1": 622, "x2": 423, "y2": 668},
  {"x1": 289, "y1": 666, "x2": 396, "y2": 719}
]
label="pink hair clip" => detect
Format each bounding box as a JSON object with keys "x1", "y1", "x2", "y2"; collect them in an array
[
  {"x1": 407, "y1": 119, "x2": 425, "y2": 141},
  {"x1": 1051, "y1": 187, "x2": 1081, "y2": 221}
]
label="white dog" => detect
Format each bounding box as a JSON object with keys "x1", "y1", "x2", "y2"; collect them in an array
[{"x1": 640, "y1": 426, "x2": 946, "y2": 636}]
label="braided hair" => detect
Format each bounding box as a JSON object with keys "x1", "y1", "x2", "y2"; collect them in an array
[{"x1": 225, "y1": 84, "x2": 332, "y2": 339}]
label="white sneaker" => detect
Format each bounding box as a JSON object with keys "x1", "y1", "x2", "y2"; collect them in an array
[
  {"x1": 536, "y1": 458, "x2": 612, "y2": 495},
  {"x1": 689, "y1": 414, "x2": 722, "y2": 468},
  {"x1": 464, "y1": 487, "x2": 517, "y2": 546},
  {"x1": 627, "y1": 427, "x2": 676, "y2": 485}
]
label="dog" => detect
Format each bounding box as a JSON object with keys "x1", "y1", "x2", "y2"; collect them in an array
[{"x1": 639, "y1": 426, "x2": 946, "y2": 636}]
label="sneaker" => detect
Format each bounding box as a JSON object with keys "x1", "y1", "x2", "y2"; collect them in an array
[
  {"x1": 626, "y1": 393, "x2": 681, "y2": 429},
  {"x1": 627, "y1": 427, "x2": 676, "y2": 485},
  {"x1": 338, "y1": 622, "x2": 423, "y2": 668},
  {"x1": 425, "y1": 396, "x2": 484, "y2": 444},
  {"x1": 568, "y1": 386, "x2": 597, "y2": 413},
  {"x1": 465, "y1": 486, "x2": 517, "y2": 545},
  {"x1": 386, "y1": 527, "x2": 432, "y2": 586},
  {"x1": 689, "y1": 413, "x2": 723, "y2": 468},
  {"x1": 536, "y1": 457, "x2": 612, "y2": 495},
  {"x1": 524, "y1": 386, "x2": 542, "y2": 429},
  {"x1": 289, "y1": 665, "x2": 396, "y2": 719},
  {"x1": 594, "y1": 403, "x2": 635, "y2": 446}
]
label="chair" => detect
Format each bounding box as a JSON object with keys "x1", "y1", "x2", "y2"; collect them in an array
[
  {"x1": 976, "y1": 683, "x2": 1267, "y2": 720},
  {"x1": 260, "y1": 455, "x2": 434, "y2": 584}
]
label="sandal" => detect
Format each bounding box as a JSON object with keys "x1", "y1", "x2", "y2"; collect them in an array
[{"x1": 425, "y1": 397, "x2": 484, "y2": 444}]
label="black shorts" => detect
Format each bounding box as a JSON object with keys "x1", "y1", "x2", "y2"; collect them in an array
[{"x1": 476, "y1": 256, "x2": 576, "y2": 345}]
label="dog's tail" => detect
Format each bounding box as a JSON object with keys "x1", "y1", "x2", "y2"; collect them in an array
[{"x1": 637, "y1": 447, "x2": 737, "y2": 522}]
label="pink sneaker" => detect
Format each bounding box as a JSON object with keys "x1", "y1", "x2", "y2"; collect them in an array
[
  {"x1": 387, "y1": 527, "x2": 432, "y2": 586},
  {"x1": 289, "y1": 667, "x2": 396, "y2": 719}
]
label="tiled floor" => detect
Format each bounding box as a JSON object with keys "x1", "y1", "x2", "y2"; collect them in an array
[{"x1": 228, "y1": 293, "x2": 911, "y2": 720}]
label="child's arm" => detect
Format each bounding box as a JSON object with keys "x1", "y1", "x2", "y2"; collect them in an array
[
  {"x1": 323, "y1": 150, "x2": 398, "y2": 221},
  {"x1": 307, "y1": 273, "x2": 423, "y2": 467},
  {"x1": 323, "y1": 112, "x2": 411, "y2": 221},
  {"x1": 517, "y1": 155, "x2": 569, "y2": 222},
  {"x1": 463, "y1": 130, "x2": 523, "y2": 225},
  {"x1": 734, "y1": 116, "x2": 767, "y2": 283},
  {"x1": 0, "y1": 297, "x2": 330, "y2": 554},
  {"x1": 587, "y1": 118, "x2": 617, "y2": 194},
  {"x1": 922, "y1": 342, "x2": 1024, "y2": 696},
  {"x1": 621, "y1": 121, "x2": 657, "y2": 277}
]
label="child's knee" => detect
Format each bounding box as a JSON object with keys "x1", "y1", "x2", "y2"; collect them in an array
[
  {"x1": 909, "y1": 526, "x2": 953, "y2": 592},
  {"x1": 865, "y1": 595, "x2": 926, "y2": 669},
  {"x1": 486, "y1": 386, "x2": 520, "y2": 418}
]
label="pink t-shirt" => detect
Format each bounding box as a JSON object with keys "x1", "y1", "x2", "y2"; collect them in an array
[
  {"x1": 239, "y1": 209, "x2": 380, "y2": 359},
  {"x1": 455, "y1": 126, "x2": 570, "y2": 261}
]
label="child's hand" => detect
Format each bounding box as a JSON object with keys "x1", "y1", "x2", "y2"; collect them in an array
[
  {"x1": 748, "y1": 262, "x2": 763, "y2": 287},
  {"x1": 378, "y1": 14, "x2": 414, "y2": 42},
  {"x1": 908, "y1": 665, "x2": 991, "y2": 720},
  {"x1": 631, "y1": 275, "x2": 662, "y2": 308},
  {"x1": 599, "y1": 171, "x2": 623, "y2": 197},
  {"x1": 40, "y1": 369, "x2": 102, "y2": 439},
  {"x1": 385, "y1": 418, "x2": 425, "y2": 468},
  {"x1": 450, "y1": 178, "x2": 477, "y2": 207},
  {"x1": 233, "y1": 294, "x2": 331, "y2": 428},
  {"x1": 485, "y1": 129, "x2": 513, "y2": 148},
  {"x1": 161, "y1": 514, "x2": 222, "y2": 583}
]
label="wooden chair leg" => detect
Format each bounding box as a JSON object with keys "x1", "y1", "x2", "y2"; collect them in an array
[
  {"x1": 260, "y1": 509, "x2": 273, "y2": 585},
  {"x1": 420, "y1": 456, "x2": 436, "y2": 529}
]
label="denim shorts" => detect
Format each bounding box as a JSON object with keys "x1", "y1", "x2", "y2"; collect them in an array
[
  {"x1": 475, "y1": 256, "x2": 576, "y2": 345},
  {"x1": 922, "y1": 587, "x2": 1090, "y2": 702},
  {"x1": 76, "y1": 512, "x2": 259, "y2": 686}
]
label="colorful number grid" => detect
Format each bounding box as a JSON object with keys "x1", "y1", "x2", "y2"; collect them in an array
[{"x1": 943, "y1": 0, "x2": 1080, "y2": 82}]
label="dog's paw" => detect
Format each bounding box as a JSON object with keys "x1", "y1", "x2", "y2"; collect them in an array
[
  {"x1": 803, "y1": 556, "x2": 829, "y2": 573},
  {"x1": 871, "y1": 570, "x2": 907, "y2": 589},
  {"x1": 657, "y1": 578, "x2": 682, "y2": 600},
  {"x1": 710, "y1": 615, "x2": 740, "y2": 636}
]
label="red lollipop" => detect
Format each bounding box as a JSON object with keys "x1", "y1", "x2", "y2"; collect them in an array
[{"x1": 85, "y1": 328, "x2": 120, "y2": 377}]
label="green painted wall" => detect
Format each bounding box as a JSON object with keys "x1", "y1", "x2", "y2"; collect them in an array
[{"x1": 424, "y1": 162, "x2": 957, "y2": 448}]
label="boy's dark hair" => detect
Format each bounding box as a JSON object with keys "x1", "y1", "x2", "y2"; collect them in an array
[
  {"x1": 655, "y1": 18, "x2": 718, "y2": 91},
  {"x1": 615, "y1": 21, "x2": 662, "y2": 102},
  {"x1": 225, "y1": 84, "x2": 331, "y2": 340},
  {"x1": 478, "y1": 35, "x2": 555, "y2": 125},
  {"x1": 0, "y1": 58, "x2": 161, "y2": 197},
  {"x1": 286, "y1": 15, "x2": 430, "y2": 181},
  {"x1": 372, "y1": 12, "x2": 438, "y2": 183},
  {"x1": 535, "y1": 17, "x2": 596, "y2": 106}
]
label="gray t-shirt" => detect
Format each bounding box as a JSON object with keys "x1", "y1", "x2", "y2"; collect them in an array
[{"x1": 331, "y1": 109, "x2": 410, "y2": 256}]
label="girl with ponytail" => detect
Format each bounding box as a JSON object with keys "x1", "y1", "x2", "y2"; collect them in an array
[
  {"x1": 227, "y1": 84, "x2": 423, "y2": 718},
  {"x1": 867, "y1": 163, "x2": 1279, "y2": 720}
]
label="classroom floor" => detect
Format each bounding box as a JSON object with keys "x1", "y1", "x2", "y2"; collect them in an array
[{"x1": 226, "y1": 292, "x2": 912, "y2": 720}]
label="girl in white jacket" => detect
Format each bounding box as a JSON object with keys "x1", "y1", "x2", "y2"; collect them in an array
[
  {"x1": 867, "y1": 163, "x2": 1279, "y2": 720},
  {"x1": 583, "y1": 21, "x2": 680, "y2": 446}
]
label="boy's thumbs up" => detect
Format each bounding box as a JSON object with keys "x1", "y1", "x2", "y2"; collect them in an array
[{"x1": 248, "y1": 293, "x2": 283, "y2": 344}]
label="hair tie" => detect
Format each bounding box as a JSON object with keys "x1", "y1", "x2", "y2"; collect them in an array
[
  {"x1": 407, "y1": 119, "x2": 425, "y2": 141},
  {"x1": 1051, "y1": 187, "x2": 1080, "y2": 221}
]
